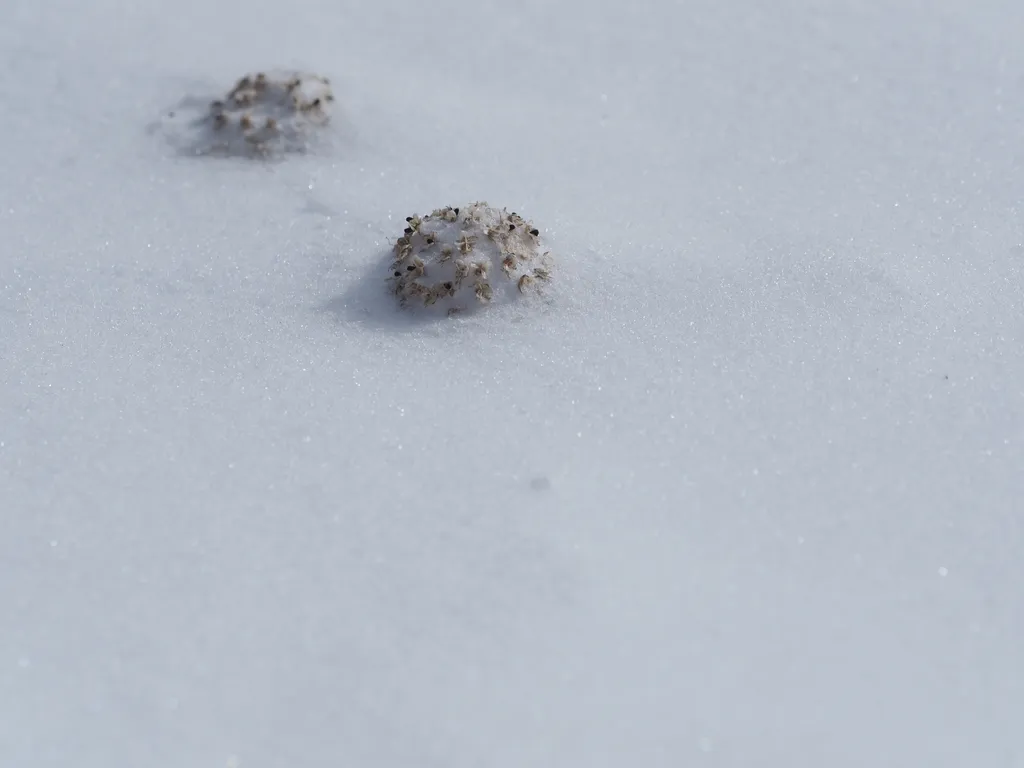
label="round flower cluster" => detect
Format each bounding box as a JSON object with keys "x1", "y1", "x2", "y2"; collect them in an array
[
  {"x1": 388, "y1": 202, "x2": 553, "y2": 315},
  {"x1": 169, "y1": 71, "x2": 334, "y2": 157}
]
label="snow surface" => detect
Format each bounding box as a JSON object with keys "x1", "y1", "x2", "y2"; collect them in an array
[{"x1": 2, "y1": 0, "x2": 1023, "y2": 765}]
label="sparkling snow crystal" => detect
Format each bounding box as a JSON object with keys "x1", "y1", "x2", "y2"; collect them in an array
[
  {"x1": 161, "y1": 71, "x2": 334, "y2": 158},
  {"x1": 388, "y1": 202, "x2": 553, "y2": 316}
]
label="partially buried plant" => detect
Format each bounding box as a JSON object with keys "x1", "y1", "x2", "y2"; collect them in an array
[
  {"x1": 162, "y1": 70, "x2": 334, "y2": 158},
  {"x1": 388, "y1": 202, "x2": 553, "y2": 316}
]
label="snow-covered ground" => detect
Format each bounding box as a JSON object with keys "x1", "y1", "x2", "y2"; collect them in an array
[{"x1": 2, "y1": 0, "x2": 1023, "y2": 765}]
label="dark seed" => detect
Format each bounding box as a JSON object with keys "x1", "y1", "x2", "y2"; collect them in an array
[
  {"x1": 394, "y1": 271, "x2": 401, "y2": 277},
  {"x1": 407, "y1": 265, "x2": 416, "y2": 271},
  {"x1": 444, "y1": 281, "x2": 453, "y2": 290},
  {"x1": 406, "y1": 216, "x2": 413, "y2": 222},
  {"x1": 453, "y1": 208, "x2": 459, "y2": 214},
  {"x1": 529, "y1": 228, "x2": 539, "y2": 236},
  {"x1": 404, "y1": 227, "x2": 413, "y2": 235},
  {"x1": 508, "y1": 223, "x2": 515, "y2": 231}
]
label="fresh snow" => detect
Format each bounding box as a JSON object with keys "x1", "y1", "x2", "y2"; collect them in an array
[{"x1": 1, "y1": 0, "x2": 1023, "y2": 766}]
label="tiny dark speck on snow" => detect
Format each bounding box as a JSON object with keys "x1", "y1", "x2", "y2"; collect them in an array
[{"x1": 530, "y1": 476, "x2": 552, "y2": 491}]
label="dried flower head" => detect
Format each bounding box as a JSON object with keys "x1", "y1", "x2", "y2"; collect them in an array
[
  {"x1": 160, "y1": 70, "x2": 334, "y2": 158},
  {"x1": 388, "y1": 202, "x2": 553, "y2": 315}
]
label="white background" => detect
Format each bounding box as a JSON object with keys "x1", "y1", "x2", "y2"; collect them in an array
[{"x1": 2, "y1": 0, "x2": 1023, "y2": 765}]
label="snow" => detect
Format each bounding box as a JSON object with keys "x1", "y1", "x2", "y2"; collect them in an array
[{"x1": 1, "y1": 0, "x2": 1023, "y2": 765}]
